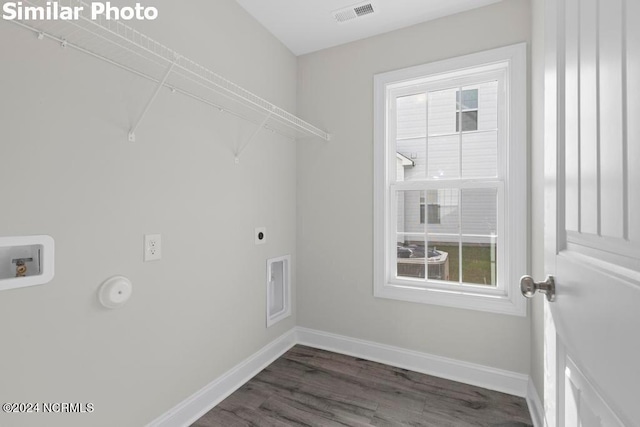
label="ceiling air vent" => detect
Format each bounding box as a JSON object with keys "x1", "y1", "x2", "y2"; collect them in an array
[{"x1": 333, "y1": 2, "x2": 375, "y2": 23}]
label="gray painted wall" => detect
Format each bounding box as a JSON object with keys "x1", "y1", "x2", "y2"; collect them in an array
[
  {"x1": 297, "y1": 0, "x2": 533, "y2": 374},
  {"x1": 0, "y1": 1, "x2": 297, "y2": 425},
  {"x1": 0, "y1": 0, "x2": 545, "y2": 424}
]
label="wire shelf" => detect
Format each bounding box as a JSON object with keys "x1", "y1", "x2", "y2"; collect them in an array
[{"x1": 7, "y1": 0, "x2": 331, "y2": 141}]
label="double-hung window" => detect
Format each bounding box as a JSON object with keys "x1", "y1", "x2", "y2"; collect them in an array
[{"x1": 373, "y1": 44, "x2": 528, "y2": 316}]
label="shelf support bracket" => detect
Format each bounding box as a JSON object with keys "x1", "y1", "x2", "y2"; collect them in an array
[
  {"x1": 128, "y1": 60, "x2": 177, "y2": 142},
  {"x1": 234, "y1": 112, "x2": 272, "y2": 164}
]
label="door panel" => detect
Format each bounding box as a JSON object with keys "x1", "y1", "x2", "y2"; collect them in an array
[
  {"x1": 629, "y1": 0, "x2": 640, "y2": 245},
  {"x1": 564, "y1": 0, "x2": 580, "y2": 234},
  {"x1": 555, "y1": 254, "x2": 640, "y2": 424},
  {"x1": 598, "y1": 0, "x2": 625, "y2": 239},
  {"x1": 577, "y1": 0, "x2": 598, "y2": 236},
  {"x1": 545, "y1": 0, "x2": 640, "y2": 425},
  {"x1": 564, "y1": 357, "x2": 625, "y2": 427}
]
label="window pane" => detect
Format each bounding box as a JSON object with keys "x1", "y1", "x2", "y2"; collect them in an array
[
  {"x1": 396, "y1": 94, "x2": 426, "y2": 139},
  {"x1": 458, "y1": 111, "x2": 478, "y2": 132},
  {"x1": 396, "y1": 189, "x2": 459, "y2": 282},
  {"x1": 397, "y1": 235, "x2": 426, "y2": 279},
  {"x1": 396, "y1": 94, "x2": 426, "y2": 182},
  {"x1": 428, "y1": 88, "x2": 457, "y2": 135},
  {"x1": 427, "y1": 204, "x2": 440, "y2": 224},
  {"x1": 397, "y1": 190, "x2": 425, "y2": 280},
  {"x1": 422, "y1": 190, "x2": 440, "y2": 224},
  {"x1": 474, "y1": 81, "x2": 499, "y2": 131},
  {"x1": 397, "y1": 190, "x2": 423, "y2": 234},
  {"x1": 426, "y1": 188, "x2": 460, "y2": 283},
  {"x1": 425, "y1": 189, "x2": 438, "y2": 204},
  {"x1": 396, "y1": 139, "x2": 425, "y2": 181},
  {"x1": 459, "y1": 89, "x2": 478, "y2": 110},
  {"x1": 461, "y1": 236, "x2": 497, "y2": 286},
  {"x1": 461, "y1": 188, "x2": 498, "y2": 286},
  {"x1": 461, "y1": 188, "x2": 497, "y2": 236},
  {"x1": 426, "y1": 243, "x2": 457, "y2": 282},
  {"x1": 462, "y1": 130, "x2": 498, "y2": 178},
  {"x1": 427, "y1": 134, "x2": 459, "y2": 179}
]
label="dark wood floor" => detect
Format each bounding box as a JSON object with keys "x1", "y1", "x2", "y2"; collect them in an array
[{"x1": 193, "y1": 345, "x2": 533, "y2": 427}]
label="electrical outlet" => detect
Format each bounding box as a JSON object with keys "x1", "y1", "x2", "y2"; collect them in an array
[
  {"x1": 255, "y1": 227, "x2": 266, "y2": 245},
  {"x1": 144, "y1": 234, "x2": 162, "y2": 262}
]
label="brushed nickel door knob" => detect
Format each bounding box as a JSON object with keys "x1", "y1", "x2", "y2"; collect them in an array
[{"x1": 520, "y1": 275, "x2": 556, "y2": 302}]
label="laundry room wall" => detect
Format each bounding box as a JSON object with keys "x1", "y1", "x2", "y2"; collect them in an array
[
  {"x1": 0, "y1": 1, "x2": 298, "y2": 425},
  {"x1": 296, "y1": 0, "x2": 533, "y2": 375}
]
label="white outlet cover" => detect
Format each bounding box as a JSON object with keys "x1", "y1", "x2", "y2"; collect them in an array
[
  {"x1": 144, "y1": 234, "x2": 162, "y2": 261},
  {"x1": 255, "y1": 228, "x2": 266, "y2": 245}
]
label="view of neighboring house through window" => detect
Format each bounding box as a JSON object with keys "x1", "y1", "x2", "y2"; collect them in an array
[
  {"x1": 395, "y1": 81, "x2": 499, "y2": 286},
  {"x1": 375, "y1": 44, "x2": 527, "y2": 315},
  {"x1": 419, "y1": 191, "x2": 441, "y2": 225},
  {"x1": 456, "y1": 89, "x2": 479, "y2": 132}
]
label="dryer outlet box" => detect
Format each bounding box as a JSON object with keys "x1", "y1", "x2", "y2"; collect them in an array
[{"x1": 255, "y1": 227, "x2": 266, "y2": 245}]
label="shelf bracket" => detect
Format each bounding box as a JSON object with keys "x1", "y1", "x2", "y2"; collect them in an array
[
  {"x1": 234, "y1": 112, "x2": 272, "y2": 164},
  {"x1": 128, "y1": 60, "x2": 177, "y2": 142}
]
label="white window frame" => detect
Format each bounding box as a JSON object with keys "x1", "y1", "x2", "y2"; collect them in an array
[{"x1": 373, "y1": 43, "x2": 528, "y2": 316}]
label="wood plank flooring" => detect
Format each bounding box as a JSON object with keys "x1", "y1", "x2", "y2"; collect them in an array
[{"x1": 192, "y1": 345, "x2": 533, "y2": 427}]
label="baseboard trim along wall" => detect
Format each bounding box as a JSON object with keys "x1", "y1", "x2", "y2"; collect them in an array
[
  {"x1": 296, "y1": 327, "x2": 529, "y2": 397},
  {"x1": 149, "y1": 327, "x2": 535, "y2": 426},
  {"x1": 526, "y1": 379, "x2": 545, "y2": 427},
  {"x1": 147, "y1": 329, "x2": 298, "y2": 427}
]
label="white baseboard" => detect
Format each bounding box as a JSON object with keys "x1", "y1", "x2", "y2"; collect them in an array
[
  {"x1": 296, "y1": 327, "x2": 529, "y2": 398},
  {"x1": 149, "y1": 326, "x2": 535, "y2": 426},
  {"x1": 526, "y1": 378, "x2": 545, "y2": 427},
  {"x1": 146, "y1": 329, "x2": 297, "y2": 427}
]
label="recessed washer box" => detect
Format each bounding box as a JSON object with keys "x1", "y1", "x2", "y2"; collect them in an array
[{"x1": 0, "y1": 235, "x2": 55, "y2": 291}]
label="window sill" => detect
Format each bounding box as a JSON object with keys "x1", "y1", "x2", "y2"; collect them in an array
[{"x1": 374, "y1": 282, "x2": 527, "y2": 317}]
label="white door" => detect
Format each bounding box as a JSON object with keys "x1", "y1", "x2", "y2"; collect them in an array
[{"x1": 542, "y1": 0, "x2": 640, "y2": 426}]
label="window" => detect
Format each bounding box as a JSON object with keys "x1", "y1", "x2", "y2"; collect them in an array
[
  {"x1": 419, "y1": 192, "x2": 441, "y2": 225},
  {"x1": 456, "y1": 89, "x2": 479, "y2": 132},
  {"x1": 373, "y1": 44, "x2": 528, "y2": 316},
  {"x1": 427, "y1": 204, "x2": 441, "y2": 225}
]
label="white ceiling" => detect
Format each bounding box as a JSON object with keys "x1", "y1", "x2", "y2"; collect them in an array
[{"x1": 234, "y1": 0, "x2": 504, "y2": 56}]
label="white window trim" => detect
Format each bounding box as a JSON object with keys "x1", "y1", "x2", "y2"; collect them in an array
[{"x1": 373, "y1": 43, "x2": 528, "y2": 317}]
